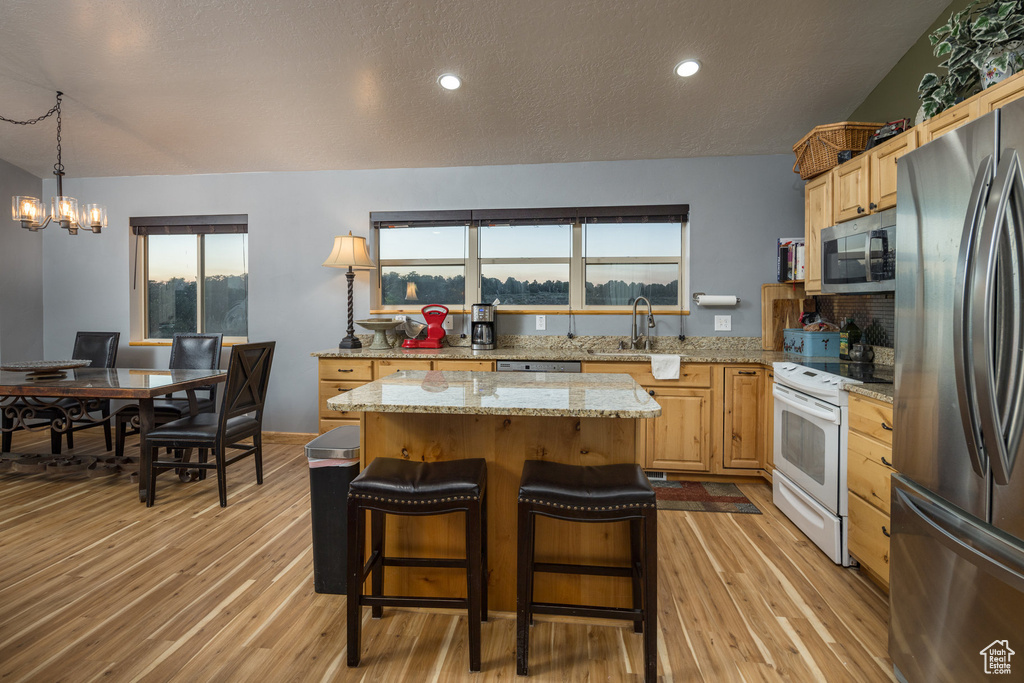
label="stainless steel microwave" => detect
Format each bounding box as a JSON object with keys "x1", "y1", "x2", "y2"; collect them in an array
[{"x1": 820, "y1": 208, "x2": 896, "y2": 294}]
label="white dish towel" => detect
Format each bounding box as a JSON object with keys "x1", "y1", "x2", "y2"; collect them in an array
[{"x1": 650, "y1": 354, "x2": 680, "y2": 381}]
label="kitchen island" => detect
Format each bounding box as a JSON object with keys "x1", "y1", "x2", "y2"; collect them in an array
[{"x1": 328, "y1": 369, "x2": 661, "y2": 612}]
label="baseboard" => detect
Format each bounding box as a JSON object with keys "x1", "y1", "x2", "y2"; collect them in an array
[{"x1": 263, "y1": 431, "x2": 318, "y2": 445}]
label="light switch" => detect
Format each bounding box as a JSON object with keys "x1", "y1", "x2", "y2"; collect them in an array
[
  {"x1": 536, "y1": 315, "x2": 546, "y2": 331},
  {"x1": 714, "y1": 315, "x2": 732, "y2": 331}
]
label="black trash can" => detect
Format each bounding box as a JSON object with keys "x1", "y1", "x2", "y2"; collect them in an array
[{"x1": 306, "y1": 426, "x2": 360, "y2": 594}]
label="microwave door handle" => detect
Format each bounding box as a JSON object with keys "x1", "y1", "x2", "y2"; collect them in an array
[
  {"x1": 772, "y1": 385, "x2": 841, "y2": 424},
  {"x1": 972, "y1": 151, "x2": 1021, "y2": 486},
  {"x1": 954, "y1": 154, "x2": 993, "y2": 478}
]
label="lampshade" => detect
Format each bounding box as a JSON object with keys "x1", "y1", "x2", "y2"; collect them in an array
[{"x1": 323, "y1": 231, "x2": 376, "y2": 269}]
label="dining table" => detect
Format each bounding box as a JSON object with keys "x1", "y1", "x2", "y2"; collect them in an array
[{"x1": 0, "y1": 367, "x2": 227, "y2": 503}]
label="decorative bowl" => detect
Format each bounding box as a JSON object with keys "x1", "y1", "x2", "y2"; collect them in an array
[{"x1": 0, "y1": 359, "x2": 92, "y2": 380}]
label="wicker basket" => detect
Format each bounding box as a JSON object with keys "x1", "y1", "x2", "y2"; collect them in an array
[{"x1": 792, "y1": 121, "x2": 883, "y2": 180}]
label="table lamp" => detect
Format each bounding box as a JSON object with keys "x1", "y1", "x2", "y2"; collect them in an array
[{"x1": 323, "y1": 231, "x2": 376, "y2": 348}]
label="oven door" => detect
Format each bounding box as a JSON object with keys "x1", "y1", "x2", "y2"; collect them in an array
[{"x1": 773, "y1": 382, "x2": 842, "y2": 513}]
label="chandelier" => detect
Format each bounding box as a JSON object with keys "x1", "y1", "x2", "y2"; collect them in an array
[{"x1": 4, "y1": 92, "x2": 107, "y2": 234}]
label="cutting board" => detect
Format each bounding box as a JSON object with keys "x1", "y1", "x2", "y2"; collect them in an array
[{"x1": 761, "y1": 283, "x2": 806, "y2": 350}]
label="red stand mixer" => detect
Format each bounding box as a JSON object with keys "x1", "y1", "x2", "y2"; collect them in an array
[{"x1": 402, "y1": 304, "x2": 449, "y2": 349}]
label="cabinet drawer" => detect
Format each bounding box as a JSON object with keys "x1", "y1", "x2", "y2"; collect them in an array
[
  {"x1": 319, "y1": 358, "x2": 374, "y2": 381},
  {"x1": 434, "y1": 360, "x2": 494, "y2": 371},
  {"x1": 319, "y1": 380, "x2": 365, "y2": 418},
  {"x1": 375, "y1": 359, "x2": 433, "y2": 377},
  {"x1": 848, "y1": 431, "x2": 895, "y2": 514},
  {"x1": 586, "y1": 361, "x2": 712, "y2": 388},
  {"x1": 319, "y1": 417, "x2": 360, "y2": 434},
  {"x1": 848, "y1": 492, "x2": 891, "y2": 587},
  {"x1": 848, "y1": 394, "x2": 893, "y2": 445}
]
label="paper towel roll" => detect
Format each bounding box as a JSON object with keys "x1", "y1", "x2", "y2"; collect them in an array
[{"x1": 695, "y1": 294, "x2": 738, "y2": 306}]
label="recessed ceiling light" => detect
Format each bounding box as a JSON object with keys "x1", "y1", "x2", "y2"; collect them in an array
[
  {"x1": 438, "y1": 74, "x2": 462, "y2": 90},
  {"x1": 674, "y1": 60, "x2": 701, "y2": 78}
]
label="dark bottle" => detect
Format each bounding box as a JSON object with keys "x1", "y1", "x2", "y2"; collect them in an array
[{"x1": 839, "y1": 317, "x2": 861, "y2": 360}]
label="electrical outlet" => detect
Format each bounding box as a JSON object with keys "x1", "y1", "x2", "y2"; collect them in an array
[
  {"x1": 395, "y1": 314, "x2": 406, "y2": 322},
  {"x1": 442, "y1": 316, "x2": 453, "y2": 330},
  {"x1": 714, "y1": 315, "x2": 732, "y2": 331},
  {"x1": 536, "y1": 315, "x2": 546, "y2": 331}
]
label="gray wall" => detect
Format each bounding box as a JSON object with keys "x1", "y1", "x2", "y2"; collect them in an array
[
  {"x1": 41, "y1": 155, "x2": 803, "y2": 433},
  {"x1": 0, "y1": 158, "x2": 44, "y2": 364}
]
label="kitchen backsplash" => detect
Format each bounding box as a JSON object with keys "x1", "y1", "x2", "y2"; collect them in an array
[{"x1": 814, "y1": 294, "x2": 895, "y2": 348}]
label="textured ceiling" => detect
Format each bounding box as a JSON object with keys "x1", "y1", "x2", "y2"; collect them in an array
[{"x1": 0, "y1": 0, "x2": 949, "y2": 179}]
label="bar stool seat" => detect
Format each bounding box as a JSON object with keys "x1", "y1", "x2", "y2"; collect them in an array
[
  {"x1": 516, "y1": 459, "x2": 658, "y2": 681},
  {"x1": 347, "y1": 457, "x2": 488, "y2": 672}
]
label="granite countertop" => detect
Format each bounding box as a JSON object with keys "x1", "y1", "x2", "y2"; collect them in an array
[
  {"x1": 326, "y1": 370, "x2": 662, "y2": 418},
  {"x1": 845, "y1": 383, "x2": 894, "y2": 403}
]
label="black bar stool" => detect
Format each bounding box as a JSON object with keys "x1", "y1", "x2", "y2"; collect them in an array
[
  {"x1": 346, "y1": 457, "x2": 488, "y2": 672},
  {"x1": 516, "y1": 460, "x2": 657, "y2": 681}
]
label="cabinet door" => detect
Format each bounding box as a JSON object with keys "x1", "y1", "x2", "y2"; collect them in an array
[
  {"x1": 978, "y1": 70, "x2": 1024, "y2": 113},
  {"x1": 869, "y1": 129, "x2": 917, "y2": 212},
  {"x1": 763, "y1": 368, "x2": 775, "y2": 471},
  {"x1": 804, "y1": 172, "x2": 832, "y2": 294},
  {"x1": 723, "y1": 367, "x2": 765, "y2": 469},
  {"x1": 848, "y1": 492, "x2": 891, "y2": 588},
  {"x1": 645, "y1": 387, "x2": 712, "y2": 472},
  {"x1": 833, "y1": 156, "x2": 870, "y2": 223},
  {"x1": 375, "y1": 359, "x2": 433, "y2": 377},
  {"x1": 919, "y1": 100, "x2": 979, "y2": 144}
]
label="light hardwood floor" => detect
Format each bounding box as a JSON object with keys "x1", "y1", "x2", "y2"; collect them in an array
[{"x1": 0, "y1": 431, "x2": 894, "y2": 682}]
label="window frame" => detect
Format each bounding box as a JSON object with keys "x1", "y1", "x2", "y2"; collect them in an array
[
  {"x1": 370, "y1": 206, "x2": 689, "y2": 314},
  {"x1": 129, "y1": 214, "x2": 249, "y2": 345}
]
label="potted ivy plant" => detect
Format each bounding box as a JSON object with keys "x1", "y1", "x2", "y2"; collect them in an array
[{"x1": 919, "y1": 0, "x2": 1024, "y2": 118}]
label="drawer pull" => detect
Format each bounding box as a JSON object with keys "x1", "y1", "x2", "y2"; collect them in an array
[
  {"x1": 738, "y1": 371, "x2": 757, "y2": 375},
  {"x1": 337, "y1": 368, "x2": 355, "y2": 373},
  {"x1": 881, "y1": 455, "x2": 893, "y2": 468},
  {"x1": 882, "y1": 525, "x2": 890, "y2": 538},
  {"x1": 335, "y1": 387, "x2": 350, "y2": 392},
  {"x1": 648, "y1": 389, "x2": 656, "y2": 396},
  {"x1": 881, "y1": 422, "x2": 893, "y2": 431}
]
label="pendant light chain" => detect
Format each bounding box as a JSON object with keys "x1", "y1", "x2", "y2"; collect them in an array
[
  {"x1": 0, "y1": 92, "x2": 60, "y2": 126},
  {"x1": 54, "y1": 93, "x2": 65, "y2": 188}
]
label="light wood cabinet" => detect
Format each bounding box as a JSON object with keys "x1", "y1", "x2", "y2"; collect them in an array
[
  {"x1": 833, "y1": 154, "x2": 870, "y2": 223},
  {"x1": 868, "y1": 129, "x2": 917, "y2": 212},
  {"x1": 374, "y1": 359, "x2": 433, "y2": 377},
  {"x1": 804, "y1": 171, "x2": 832, "y2": 295},
  {"x1": 645, "y1": 387, "x2": 713, "y2": 472},
  {"x1": 434, "y1": 360, "x2": 494, "y2": 371},
  {"x1": 978, "y1": 70, "x2": 1024, "y2": 113},
  {"x1": 919, "y1": 100, "x2": 979, "y2": 144},
  {"x1": 847, "y1": 393, "x2": 896, "y2": 590},
  {"x1": 722, "y1": 367, "x2": 766, "y2": 470}
]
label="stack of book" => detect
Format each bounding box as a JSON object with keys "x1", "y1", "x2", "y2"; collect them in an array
[{"x1": 777, "y1": 237, "x2": 805, "y2": 283}]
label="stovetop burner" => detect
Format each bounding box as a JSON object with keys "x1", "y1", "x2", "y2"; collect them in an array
[{"x1": 792, "y1": 361, "x2": 893, "y2": 384}]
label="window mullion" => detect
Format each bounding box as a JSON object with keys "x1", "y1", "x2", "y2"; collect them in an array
[
  {"x1": 465, "y1": 223, "x2": 480, "y2": 307},
  {"x1": 196, "y1": 235, "x2": 204, "y2": 333},
  {"x1": 570, "y1": 221, "x2": 583, "y2": 309}
]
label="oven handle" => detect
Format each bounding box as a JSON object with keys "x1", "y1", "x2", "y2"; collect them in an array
[{"x1": 772, "y1": 385, "x2": 841, "y2": 424}]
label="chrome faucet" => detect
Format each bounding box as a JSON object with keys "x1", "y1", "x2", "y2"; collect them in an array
[{"x1": 629, "y1": 296, "x2": 656, "y2": 350}]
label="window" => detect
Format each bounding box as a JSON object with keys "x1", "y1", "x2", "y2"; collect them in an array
[
  {"x1": 130, "y1": 215, "x2": 248, "y2": 342},
  {"x1": 371, "y1": 206, "x2": 687, "y2": 312}
]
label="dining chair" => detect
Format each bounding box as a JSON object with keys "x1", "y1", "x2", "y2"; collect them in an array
[
  {"x1": 142, "y1": 341, "x2": 275, "y2": 507},
  {"x1": 114, "y1": 333, "x2": 223, "y2": 459},
  {"x1": 1, "y1": 331, "x2": 119, "y2": 454}
]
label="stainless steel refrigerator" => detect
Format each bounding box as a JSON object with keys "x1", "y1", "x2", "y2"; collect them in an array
[{"x1": 892, "y1": 101, "x2": 1024, "y2": 682}]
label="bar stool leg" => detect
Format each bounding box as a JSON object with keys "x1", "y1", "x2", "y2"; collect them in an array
[
  {"x1": 642, "y1": 507, "x2": 658, "y2": 682},
  {"x1": 370, "y1": 510, "x2": 385, "y2": 619},
  {"x1": 466, "y1": 499, "x2": 482, "y2": 672},
  {"x1": 630, "y1": 517, "x2": 644, "y2": 634},
  {"x1": 516, "y1": 503, "x2": 534, "y2": 676},
  {"x1": 481, "y1": 493, "x2": 489, "y2": 622},
  {"x1": 347, "y1": 500, "x2": 366, "y2": 667}
]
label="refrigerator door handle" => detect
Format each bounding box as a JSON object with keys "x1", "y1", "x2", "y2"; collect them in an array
[
  {"x1": 895, "y1": 484, "x2": 1024, "y2": 592},
  {"x1": 954, "y1": 154, "x2": 993, "y2": 478},
  {"x1": 972, "y1": 149, "x2": 1024, "y2": 486}
]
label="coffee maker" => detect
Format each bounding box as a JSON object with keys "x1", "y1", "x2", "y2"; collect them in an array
[{"x1": 471, "y1": 303, "x2": 496, "y2": 350}]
